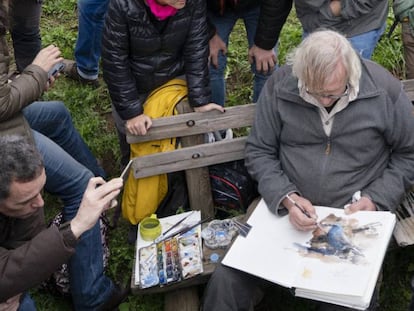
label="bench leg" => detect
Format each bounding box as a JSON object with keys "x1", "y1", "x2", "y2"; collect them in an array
[{"x1": 164, "y1": 287, "x2": 199, "y2": 311}]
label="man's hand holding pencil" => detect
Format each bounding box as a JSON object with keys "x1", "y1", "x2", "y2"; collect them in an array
[{"x1": 283, "y1": 193, "x2": 319, "y2": 232}]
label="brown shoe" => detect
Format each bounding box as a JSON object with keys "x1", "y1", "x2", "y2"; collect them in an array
[{"x1": 63, "y1": 60, "x2": 100, "y2": 88}]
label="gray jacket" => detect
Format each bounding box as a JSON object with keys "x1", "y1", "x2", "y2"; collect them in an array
[
  {"x1": 245, "y1": 60, "x2": 414, "y2": 214},
  {"x1": 295, "y1": 0, "x2": 388, "y2": 37}
]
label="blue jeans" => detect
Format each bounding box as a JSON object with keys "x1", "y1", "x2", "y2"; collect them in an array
[
  {"x1": 348, "y1": 23, "x2": 386, "y2": 59},
  {"x1": 18, "y1": 293, "x2": 36, "y2": 311},
  {"x1": 75, "y1": 0, "x2": 110, "y2": 80},
  {"x1": 303, "y1": 23, "x2": 386, "y2": 60},
  {"x1": 22, "y1": 102, "x2": 113, "y2": 310},
  {"x1": 208, "y1": 6, "x2": 276, "y2": 105}
]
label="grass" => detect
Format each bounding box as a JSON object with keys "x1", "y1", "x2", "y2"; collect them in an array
[{"x1": 20, "y1": 1, "x2": 414, "y2": 309}]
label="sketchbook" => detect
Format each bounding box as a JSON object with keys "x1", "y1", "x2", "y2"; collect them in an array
[{"x1": 222, "y1": 199, "x2": 396, "y2": 310}]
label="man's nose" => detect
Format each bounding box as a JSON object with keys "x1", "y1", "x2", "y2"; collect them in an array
[{"x1": 31, "y1": 194, "x2": 44, "y2": 210}]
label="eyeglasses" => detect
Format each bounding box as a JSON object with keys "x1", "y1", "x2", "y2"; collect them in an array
[{"x1": 306, "y1": 84, "x2": 349, "y2": 100}]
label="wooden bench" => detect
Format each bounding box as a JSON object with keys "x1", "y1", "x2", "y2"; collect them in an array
[
  {"x1": 127, "y1": 78, "x2": 414, "y2": 310},
  {"x1": 127, "y1": 100, "x2": 256, "y2": 311}
]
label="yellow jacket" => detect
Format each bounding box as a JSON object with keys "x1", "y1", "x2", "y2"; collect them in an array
[{"x1": 122, "y1": 79, "x2": 188, "y2": 224}]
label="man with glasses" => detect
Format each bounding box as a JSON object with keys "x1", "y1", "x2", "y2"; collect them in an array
[{"x1": 202, "y1": 29, "x2": 414, "y2": 310}]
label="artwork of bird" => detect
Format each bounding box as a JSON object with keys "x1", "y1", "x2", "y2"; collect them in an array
[
  {"x1": 294, "y1": 223, "x2": 364, "y2": 260},
  {"x1": 326, "y1": 224, "x2": 363, "y2": 257}
]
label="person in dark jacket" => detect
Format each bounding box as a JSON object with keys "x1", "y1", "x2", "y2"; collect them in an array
[
  {"x1": 207, "y1": 0, "x2": 292, "y2": 105},
  {"x1": 102, "y1": 0, "x2": 224, "y2": 167},
  {"x1": 0, "y1": 135, "x2": 123, "y2": 311}
]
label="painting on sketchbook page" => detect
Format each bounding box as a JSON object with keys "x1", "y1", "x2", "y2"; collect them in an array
[
  {"x1": 294, "y1": 213, "x2": 382, "y2": 264},
  {"x1": 222, "y1": 199, "x2": 396, "y2": 310}
]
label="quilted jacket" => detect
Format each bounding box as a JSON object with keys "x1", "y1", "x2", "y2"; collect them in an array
[{"x1": 102, "y1": 0, "x2": 211, "y2": 121}]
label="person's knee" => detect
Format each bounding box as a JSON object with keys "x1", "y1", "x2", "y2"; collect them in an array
[
  {"x1": 48, "y1": 101, "x2": 68, "y2": 114},
  {"x1": 49, "y1": 101, "x2": 74, "y2": 123}
]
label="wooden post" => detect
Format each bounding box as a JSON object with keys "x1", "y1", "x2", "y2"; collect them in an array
[
  {"x1": 164, "y1": 287, "x2": 199, "y2": 311},
  {"x1": 176, "y1": 100, "x2": 215, "y2": 219}
]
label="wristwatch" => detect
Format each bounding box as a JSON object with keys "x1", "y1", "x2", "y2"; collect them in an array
[{"x1": 59, "y1": 221, "x2": 78, "y2": 247}]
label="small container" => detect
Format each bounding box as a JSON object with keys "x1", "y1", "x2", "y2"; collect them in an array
[{"x1": 140, "y1": 214, "x2": 162, "y2": 241}]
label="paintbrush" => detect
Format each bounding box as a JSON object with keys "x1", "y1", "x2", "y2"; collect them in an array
[
  {"x1": 154, "y1": 217, "x2": 212, "y2": 244},
  {"x1": 154, "y1": 211, "x2": 195, "y2": 243}
]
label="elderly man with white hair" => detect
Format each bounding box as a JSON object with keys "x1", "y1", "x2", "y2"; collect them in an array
[{"x1": 202, "y1": 29, "x2": 414, "y2": 311}]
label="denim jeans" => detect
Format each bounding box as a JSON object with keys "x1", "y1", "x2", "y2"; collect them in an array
[
  {"x1": 208, "y1": 5, "x2": 276, "y2": 105},
  {"x1": 10, "y1": 0, "x2": 42, "y2": 72},
  {"x1": 303, "y1": 23, "x2": 386, "y2": 60},
  {"x1": 203, "y1": 264, "x2": 380, "y2": 311},
  {"x1": 18, "y1": 293, "x2": 36, "y2": 311},
  {"x1": 75, "y1": 0, "x2": 110, "y2": 79},
  {"x1": 347, "y1": 23, "x2": 386, "y2": 59},
  {"x1": 22, "y1": 102, "x2": 114, "y2": 310}
]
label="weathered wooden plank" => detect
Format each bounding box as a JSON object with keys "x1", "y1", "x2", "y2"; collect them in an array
[
  {"x1": 130, "y1": 137, "x2": 246, "y2": 179},
  {"x1": 126, "y1": 103, "x2": 255, "y2": 143}
]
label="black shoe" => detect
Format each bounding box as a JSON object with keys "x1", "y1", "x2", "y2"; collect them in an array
[
  {"x1": 63, "y1": 60, "x2": 100, "y2": 88},
  {"x1": 127, "y1": 224, "x2": 138, "y2": 245},
  {"x1": 97, "y1": 283, "x2": 130, "y2": 311}
]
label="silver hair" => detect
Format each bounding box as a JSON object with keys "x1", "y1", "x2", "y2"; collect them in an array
[{"x1": 286, "y1": 29, "x2": 361, "y2": 91}]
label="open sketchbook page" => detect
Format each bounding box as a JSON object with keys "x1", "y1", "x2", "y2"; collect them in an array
[{"x1": 222, "y1": 199, "x2": 396, "y2": 310}]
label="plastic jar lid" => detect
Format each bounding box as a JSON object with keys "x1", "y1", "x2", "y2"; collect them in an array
[{"x1": 210, "y1": 253, "x2": 220, "y2": 263}]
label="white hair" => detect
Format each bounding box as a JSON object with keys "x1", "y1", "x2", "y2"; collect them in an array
[{"x1": 286, "y1": 29, "x2": 361, "y2": 91}]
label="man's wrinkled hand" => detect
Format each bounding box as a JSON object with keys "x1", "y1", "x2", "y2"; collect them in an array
[
  {"x1": 194, "y1": 103, "x2": 225, "y2": 113},
  {"x1": 0, "y1": 294, "x2": 21, "y2": 311},
  {"x1": 248, "y1": 44, "x2": 277, "y2": 74},
  {"x1": 209, "y1": 34, "x2": 227, "y2": 68},
  {"x1": 345, "y1": 196, "x2": 376, "y2": 214},
  {"x1": 70, "y1": 177, "x2": 123, "y2": 238},
  {"x1": 32, "y1": 44, "x2": 63, "y2": 76},
  {"x1": 283, "y1": 194, "x2": 318, "y2": 231}
]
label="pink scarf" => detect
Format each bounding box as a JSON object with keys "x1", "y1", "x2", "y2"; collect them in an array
[{"x1": 146, "y1": 0, "x2": 178, "y2": 20}]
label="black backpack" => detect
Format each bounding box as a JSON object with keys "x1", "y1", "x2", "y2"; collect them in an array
[{"x1": 209, "y1": 160, "x2": 259, "y2": 215}]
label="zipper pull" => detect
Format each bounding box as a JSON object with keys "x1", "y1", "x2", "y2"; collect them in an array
[{"x1": 325, "y1": 141, "x2": 331, "y2": 155}]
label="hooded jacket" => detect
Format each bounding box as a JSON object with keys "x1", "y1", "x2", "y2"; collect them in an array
[
  {"x1": 102, "y1": 0, "x2": 211, "y2": 121},
  {"x1": 246, "y1": 60, "x2": 414, "y2": 214}
]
